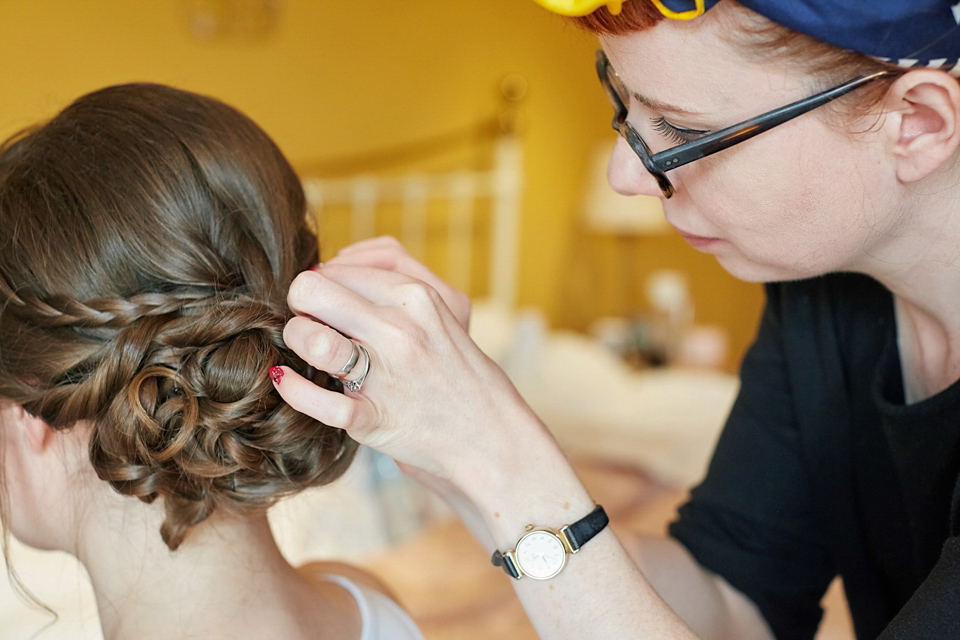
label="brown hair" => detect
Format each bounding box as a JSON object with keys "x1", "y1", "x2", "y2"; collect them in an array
[
  {"x1": 0, "y1": 83, "x2": 358, "y2": 550},
  {"x1": 574, "y1": 0, "x2": 903, "y2": 117}
]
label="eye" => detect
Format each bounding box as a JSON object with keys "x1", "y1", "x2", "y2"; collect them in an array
[{"x1": 651, "y1": 117, "x2": 707, "y2": 145}]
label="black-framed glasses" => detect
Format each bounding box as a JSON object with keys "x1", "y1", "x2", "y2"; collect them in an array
[{"x1": 596, "y1": 49, "x2": 894, "y2": 198}]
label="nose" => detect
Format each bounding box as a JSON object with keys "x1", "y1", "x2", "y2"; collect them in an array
[{"x1": 606, "y1": 136, "x2": 665, "y2": 199}]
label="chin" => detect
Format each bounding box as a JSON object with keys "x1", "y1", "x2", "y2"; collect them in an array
[{"x1": 713, "y1": 253, "x2": 826, "y2": 284}]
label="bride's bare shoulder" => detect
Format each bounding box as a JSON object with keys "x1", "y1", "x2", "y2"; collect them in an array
[{"x1": 298, "y1": 560, "x2": 399, "y2": 601}]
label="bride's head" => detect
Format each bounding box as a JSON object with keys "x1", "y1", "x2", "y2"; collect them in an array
[{"x1": 0, "y1": 83, "x2": 357, "y2": 552}]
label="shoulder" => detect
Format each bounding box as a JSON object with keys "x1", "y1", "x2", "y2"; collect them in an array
[
  {"x1": 298, "y1": 560, "x2": 400, "y2": 602},
  {"x1": 300, "y1": 560, "x2": 425, "y2": 640}
]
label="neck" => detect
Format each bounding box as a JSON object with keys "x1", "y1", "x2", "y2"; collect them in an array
[
  {"x1": 893, "y1": 296, "x2": 960, "y2": 403},
  {"x1": 73, "y1": 492, "x2": 352, "y2": 640},
  {"x1": 851, "y1": 179, "x2": 960, "y2": 401}
]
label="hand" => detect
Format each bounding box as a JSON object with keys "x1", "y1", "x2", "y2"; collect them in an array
[
  {"x1": 274, "y1": 264, "x2": 537, "y2": 483},
  {"x1": 275, "y1": 264, "x2": 699, "y2": 640},
  {"x1": 324, "y1": 236, "x2": 471, "y2": 331}
]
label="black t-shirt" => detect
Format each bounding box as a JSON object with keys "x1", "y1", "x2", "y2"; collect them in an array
[{"x1": 669, "y1": 273, "x2": 960, "y2": 639}]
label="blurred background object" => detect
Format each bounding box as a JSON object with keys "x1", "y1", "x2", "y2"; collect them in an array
[{"x1": 185, "y1": 0, "x2": 284, "y2": 42}]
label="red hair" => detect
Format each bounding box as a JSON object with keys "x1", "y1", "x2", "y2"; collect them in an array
[{"x1": 572, "y1": 1, "x2": 666, "y2": 34}]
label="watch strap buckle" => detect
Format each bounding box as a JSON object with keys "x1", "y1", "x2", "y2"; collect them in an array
[
  {"x1": 491, "y1": 549, "x2": 521, "y2": 579},
  {"x1": 558, "y1": 525, "x2": 577, "y2": 553}
]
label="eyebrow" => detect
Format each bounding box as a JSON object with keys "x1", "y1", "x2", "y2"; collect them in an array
[{"x1": 631, "y1": 91, "x2": 704, "y2": 118}]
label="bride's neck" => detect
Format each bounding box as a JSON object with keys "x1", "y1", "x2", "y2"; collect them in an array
[{"x1": 73, "y1": 497, "x2": 349, "y2": 640}]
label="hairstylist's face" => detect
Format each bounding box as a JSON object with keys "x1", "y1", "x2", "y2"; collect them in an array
[{"x1": 602, "y1": 13, "x2": 899, "y2": 283}]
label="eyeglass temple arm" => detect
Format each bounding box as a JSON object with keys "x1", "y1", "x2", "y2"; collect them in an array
[{"x1": 649, "y1": 70, "x2": 893, "y2": 172}]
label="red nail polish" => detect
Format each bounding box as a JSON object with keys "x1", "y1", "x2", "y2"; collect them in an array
[
  {"x1": 309, "y1": 262, "x2": 323, "y2": 272},
  {"x1": 269, "y1": 366, "x2": 284, "y2": 385}
]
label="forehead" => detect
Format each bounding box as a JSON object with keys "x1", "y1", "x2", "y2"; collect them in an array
[{"x1": 599, "y1": 16, "x2": 808, "y2": 118}]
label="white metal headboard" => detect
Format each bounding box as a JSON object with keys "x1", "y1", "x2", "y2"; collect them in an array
[
  {"x1": 302, "y1": 135, "x2": 521, "y2": 309},
  {"x1": 301, "y1": 83, "x2": 525, "y2": 310}
]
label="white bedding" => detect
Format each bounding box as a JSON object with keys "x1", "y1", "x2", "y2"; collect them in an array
[{"x1": 470, "y1": 301, "x2": 738, "y2": 486}]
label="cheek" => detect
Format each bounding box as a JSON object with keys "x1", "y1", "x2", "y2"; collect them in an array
[
  {"x1": 692, "y1": 124, "x2": 873, "y2": 235},
  {"x1": 673, "y1": 123, "x2": 887, "y2": 278}
]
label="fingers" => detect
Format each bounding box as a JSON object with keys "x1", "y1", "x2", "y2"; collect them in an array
[
  {"x1": 320, "y1": 264, "x2": 469, "y2": 337},
  {"x1": 321, "y1": 264, "x2": 471, "y2": 331},
  {"x1": 316, "y1": 262, "x2": 434, "y2": 303},
  {"x1": 325, "y1": 236, "x2": 471, "y2": 330},
  {"x1": 291, "y1": 265, "x2": 457, "y2": 326},
  {"x1": 329, "y1": 236, "x2": 432, "y2": 279},
  {"x1": 283, "y1": 318, "x2": 361, "y2": 379},
  {"x1": 286, "y1": 270, "x2": 383, "y2": 337},
  {"x1": 331, "y1": 236, "x2": 409, "y2": 265},
  {"x1": 269, "y1": 365, "x2": 357, "y2": 428}
]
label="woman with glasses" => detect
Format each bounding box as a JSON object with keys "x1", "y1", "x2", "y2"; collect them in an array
[{"x1": 275, "y1": 1, "x2": 960, "y2": 638}]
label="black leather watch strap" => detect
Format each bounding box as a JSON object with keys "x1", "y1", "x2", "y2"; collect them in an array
[
  {"x1": 491, "y1": 505, "x2": 608, "y2": 578},
  {"x1": 565, "y1": 504, "x2": 609, "y2": 551}
]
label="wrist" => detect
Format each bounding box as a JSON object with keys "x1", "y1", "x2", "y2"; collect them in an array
[{"x1": 449, "y1": 404, "x2": 597, "y2": 549}]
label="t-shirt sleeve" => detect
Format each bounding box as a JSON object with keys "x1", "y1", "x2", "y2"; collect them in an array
[{"x1": 669, "y1": 283, "x2": 836, "y2": 640}]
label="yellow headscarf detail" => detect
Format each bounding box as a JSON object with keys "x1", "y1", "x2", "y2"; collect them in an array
[
  {"x1": 532, "y1": 0, "x2": 706, "y2": 20},
  {"x1": 649, "y1": 0, "x2": 706, "y2": 20},
  {"x1": 531, "y1": 0, "x2": 623, "y2": 15}
]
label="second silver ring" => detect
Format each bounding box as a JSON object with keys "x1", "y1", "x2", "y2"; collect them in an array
[{"x1": 342, "y1": 343, "x2": 370, "y2": 392}]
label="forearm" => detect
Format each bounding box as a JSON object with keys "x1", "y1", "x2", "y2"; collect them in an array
[
  {"x1": 621, "y1": 534, "x2": 774, "y2": 640},
  {"x1": 450, "y1": 406, "x2": 698, "y2": 639}
]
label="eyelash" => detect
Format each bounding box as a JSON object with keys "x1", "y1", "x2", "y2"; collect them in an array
[{"x1": 651, "y1": 117, "x2": 706, "y2": 145}]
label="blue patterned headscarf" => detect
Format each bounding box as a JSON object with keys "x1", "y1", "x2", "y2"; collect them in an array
[{"x1": 536, "y1": 0, "x2": 960, "y2": 75}]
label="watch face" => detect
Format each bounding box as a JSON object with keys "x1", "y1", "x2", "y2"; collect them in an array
[{"x1": 515, "y1": 530, "x2": 566, "y2": 579}]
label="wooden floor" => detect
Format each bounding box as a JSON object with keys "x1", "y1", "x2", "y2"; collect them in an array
[{"x1": 363, "y1": 457, "x2": 854, "y2": 640}]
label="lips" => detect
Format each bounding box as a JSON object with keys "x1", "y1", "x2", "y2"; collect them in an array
[{"x1": 671, "y1": 224, "x2": 722, "y2": 250}]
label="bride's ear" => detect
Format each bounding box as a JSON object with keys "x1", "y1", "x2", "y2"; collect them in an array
[
  {"x1": 14, "y1": 406, "x2": 57, "y2": 455},
  {"x1": 882, "y1": 69, "x2": 960, "y2": 184}
]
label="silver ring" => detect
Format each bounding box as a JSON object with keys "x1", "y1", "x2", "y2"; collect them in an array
[
  {"x1": 334, "y1": 340, "x2": 360, "y2": 376},
  {"x1": 342, "y1": 344, "x2": 370, "y2": 393}
]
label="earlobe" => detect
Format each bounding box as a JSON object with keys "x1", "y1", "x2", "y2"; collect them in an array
[
  {"x1": 13, "y1": 406, "x2": 57, "y2": 455},
  {"x1": 887, "y1": 71, "x2": 960, "y2": 183}
]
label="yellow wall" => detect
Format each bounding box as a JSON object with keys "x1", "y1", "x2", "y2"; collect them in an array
[{"x1": 0, "y1": 0, "x2": 763, "y2": 370}]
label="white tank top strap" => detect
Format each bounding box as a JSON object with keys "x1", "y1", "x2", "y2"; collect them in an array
[{"x1": 322, "y1": 573, "x2": 425, "y2": 640}]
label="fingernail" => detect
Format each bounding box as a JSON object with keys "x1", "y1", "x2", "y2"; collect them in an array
[
  {"x1": 269, "y1": 366, "x2": 284, "y2": 385},
  {"x1": 309, "y1": 262, "x2": 323, "y2": 272}
]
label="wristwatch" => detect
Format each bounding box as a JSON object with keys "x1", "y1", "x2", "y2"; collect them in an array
[{"x1": 491, "y1": 505, "x2": 608, "y2": 580}]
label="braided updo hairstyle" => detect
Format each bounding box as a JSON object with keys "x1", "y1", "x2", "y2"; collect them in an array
[{"x1": 0, "y1": 83, "x2": 358, "y2": 550}]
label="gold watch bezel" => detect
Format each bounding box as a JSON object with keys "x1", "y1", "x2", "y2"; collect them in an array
[{"x1": 512, "y1": 526, "x2": 571, "y2": 580}]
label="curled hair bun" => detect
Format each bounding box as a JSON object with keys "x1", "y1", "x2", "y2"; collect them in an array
[{"x1": 20, "y1": 291, "x2": 356, "y2": 550}]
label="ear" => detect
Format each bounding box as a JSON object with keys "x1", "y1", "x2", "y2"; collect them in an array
[
  {"x1": 9, "y1": 405, "x2": 57, "y2": 455},
  {"x1": 884, "y1": 70, "x2": 960, "y2": 183}
]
